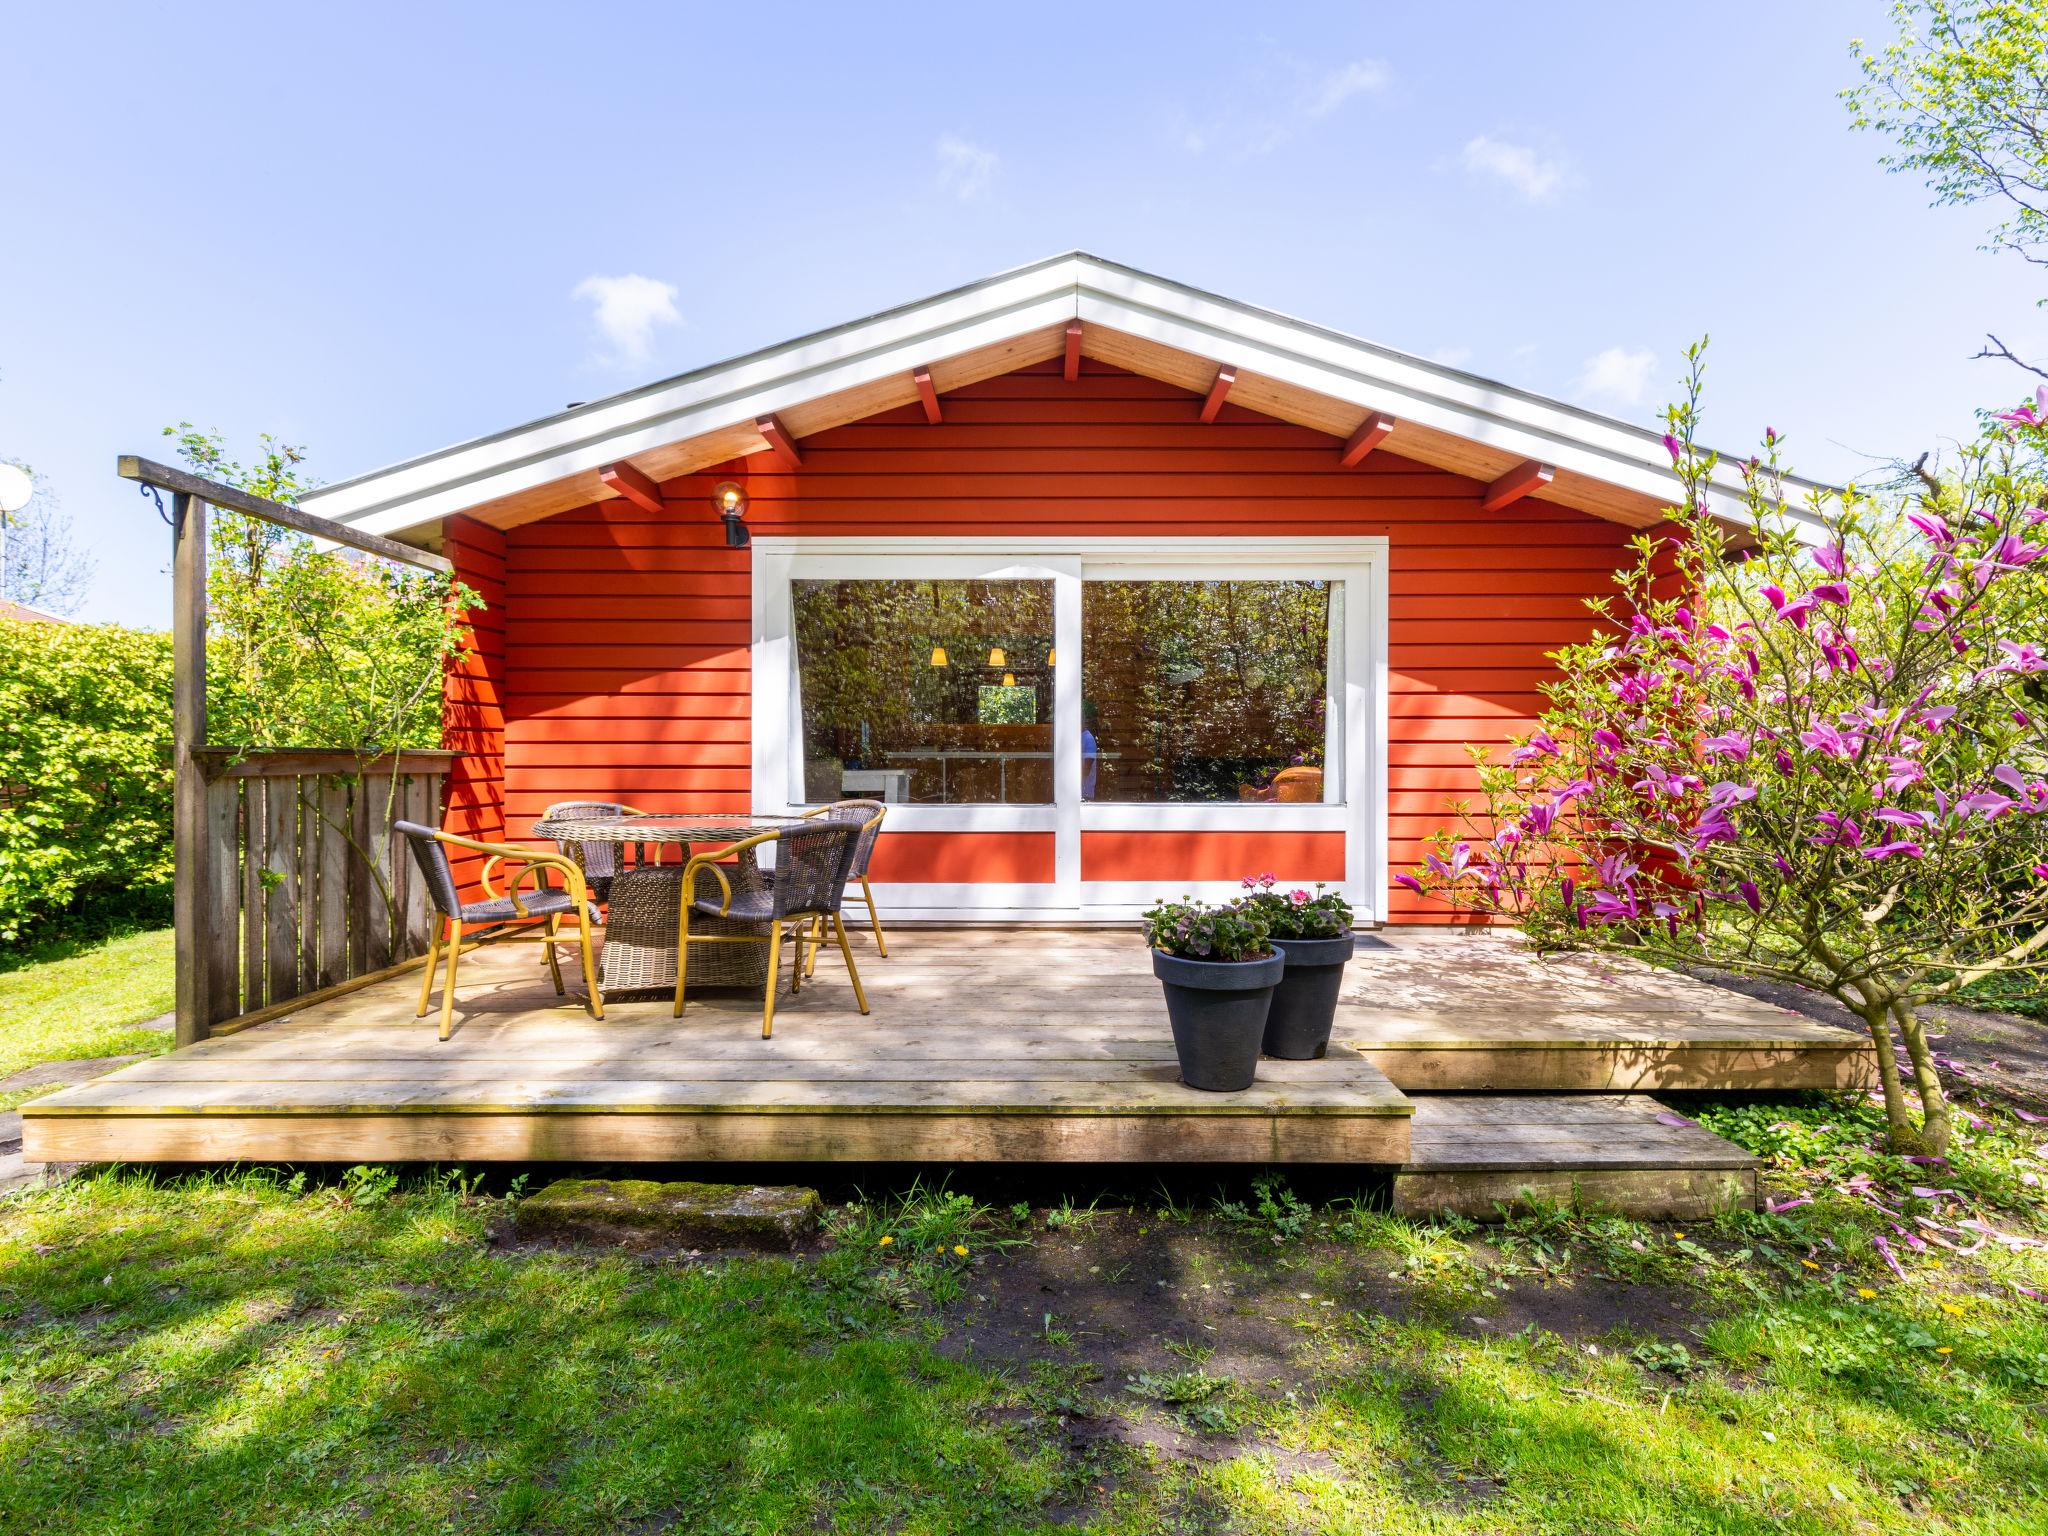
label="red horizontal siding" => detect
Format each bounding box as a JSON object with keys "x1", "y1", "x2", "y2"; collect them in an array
[
  {"x1": 444, "y1": 515, "x2": 508, "y2": 902},
  {"x1": 1082, "y1": 831, "x2": 1345, "y2": 884},
  {"x1": 867, "y1": 833, "x2": 1056, "y2": 884},
  {"x1": 476, "y1": 361, "x2": 1629, "y2": 915}
]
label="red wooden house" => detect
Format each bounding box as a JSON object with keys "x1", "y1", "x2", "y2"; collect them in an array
[{"x1": 302, "y1": 253, "x2": 1823, "y2": 925}]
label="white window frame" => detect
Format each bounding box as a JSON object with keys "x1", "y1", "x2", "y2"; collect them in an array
[{"x1": 751, "y1": 535, "x2": 1389, "y2": 923}]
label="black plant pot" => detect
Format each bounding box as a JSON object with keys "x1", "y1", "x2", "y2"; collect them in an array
[
  {"x1": 1152, "y1": 949, "x2": 1285, "y2": 1091},
  {"x1": 1263, "y1": 931, "x2": 1357, "y2": 1060}
]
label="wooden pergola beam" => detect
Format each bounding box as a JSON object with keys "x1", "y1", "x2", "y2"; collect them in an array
[
  {"x1": 1339, "y1": 412, "x2": 1394, "y2": 467},
  {"x1": 1480, "y1": 459, "x2": 1557, "y2": 512},
  {"x1": 1062, "y1": 319, "x2": 1083, "y2": 383},
  {"x1": 913, "y1": 366, "x2": 942, "y2": 425},
  {"x1": 118, "y1": 456, "x2": 450, "y2": 572},
  {"x1": 598, "y1": 460, "x2": 665, "y2": 515},
  {"x1": 1199, "y1": 365, "x2": 1236, "y2": 424},
  {"x1": 756, "y1": 415, "x2": 804, "y2": 470}
]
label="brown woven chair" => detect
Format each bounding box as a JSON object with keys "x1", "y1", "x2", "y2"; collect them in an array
[
  {"x1": 784, "y1": 799, "x2": 888, "y2": 977},
  {"x1": 541, "y1": 800, "x2": 647, "y2": 903},
  {"x1": 674, "y1": 821, "x2": 866, "y2": 1037},
  {"x1": 396, "y1": 821, "x2": 603, "y2": 1040}
]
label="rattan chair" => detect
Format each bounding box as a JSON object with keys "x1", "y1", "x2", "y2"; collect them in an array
[
  {"x1": 674, "y1": 821, "x2": 866, "y2": 1037},
  {"x1": 396, "y1": 821, "x2": 604, "y2": 1040},
  {"x1": 784, "y1": 799, "x2": 888, "y2": 977},
  {"x1": 541, "y1": 800, "x2": 647, "y2": 903}
]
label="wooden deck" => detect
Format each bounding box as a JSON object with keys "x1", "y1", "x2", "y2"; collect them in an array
[
  {"x1": 1340, "y1": 932, "x2": 1876, "y2": 1091},
  {"x1": 22, "y1": 929, "x2": 1874, "y2": 1184}
]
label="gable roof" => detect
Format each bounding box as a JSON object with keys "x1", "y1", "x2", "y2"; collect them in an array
[{"x1": 301, "y1": 251, "x2": 1828, "y2": 542}]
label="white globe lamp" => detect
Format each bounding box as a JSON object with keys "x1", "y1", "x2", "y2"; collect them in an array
[{"x1": 0, "y1": 464, "x2": 31, "y2": 516}]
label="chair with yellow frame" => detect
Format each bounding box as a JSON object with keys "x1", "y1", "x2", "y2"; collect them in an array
[
  {"x1": 673, "y1": 819, "x2": 867, "y2": 1037},
  {"x1": 395, "y1": 821, "x2": 604, "y2": 1041},
  {"x1": 786, "y1": 798, "x2": 888, "y2": 977}
]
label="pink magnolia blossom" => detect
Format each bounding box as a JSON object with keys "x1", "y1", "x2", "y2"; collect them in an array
[
  {"x1": 1702, "y1": 731, "x2": 1751, "y2": 761},
  {"x1": 1859, "y1": 841, "x2": 1924, "y2": 861},
  {"x1": 1907, "y1": 510, "x2": 1957, "y2": 549},
  {"x1": 1812, "y1": 543, "x2": 1847, "y2": 577}
]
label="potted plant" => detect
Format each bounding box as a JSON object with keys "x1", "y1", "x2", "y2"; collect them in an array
[
  {"x1": 1241, "y1": 875, "x2": 1355, "y2": 1059},
  {"x1": 1142, "y1": 896, "x2": 1281, "y2": 1091}
]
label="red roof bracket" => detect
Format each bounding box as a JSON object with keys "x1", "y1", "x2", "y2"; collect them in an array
[
  {"x1": 598, "y1": 460, "x2": 665, "y2": 514},
  {"x1": 913, "y1": 366, "x2": 942, "y2": 425},
  {"x1": 1062, "y1": 319, "x2": 1083, "y2": 383},
  {"x1": 1481, "y1": 459, "x2": 1556, "y2": 512},
  {"x1": 1199, "y1": 365, "x2": 1237, "y2": 424},
  {"x1": 1339, "y1": 412, "x2": 1394, "y2": 467},
  {"x1": 756, "y1": 416, "x2": 804, "y2": 470}
]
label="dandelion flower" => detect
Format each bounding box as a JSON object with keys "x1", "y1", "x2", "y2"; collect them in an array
[
  {"x1": 1801, "y1": 1259, "x2": 1820, "y2": 1270},
  {"x1": 953, "y1": 1244, "x2": 969, "y2": 1257},
  {"x1": 1940, "y1": 1302, "x2": 1963, "y2": 1316},
  {"x1": 1936, "y1": 1346, "x2": 1953, "y2": 1355},
  {"x1": 1856, "y1": 1288, "x2": 1876, "y2": 1299},
  {"x1": 1673, "y1": 1232, "x2": 1686, "y2": 1240},
  {"x1": 878, "y1": 1235, "x2": 894, "y2": 1247}
]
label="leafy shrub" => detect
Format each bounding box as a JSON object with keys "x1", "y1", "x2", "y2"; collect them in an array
[
  {"x1": 1240, "y1": 873, "x2": 1353, "y2": 938},
  {"x1": 1142, "y1": 895, "x2": 1272, "y2": 961},
  {"x1": 0, "y1": 619, "x2": 173, "y2": 940}
]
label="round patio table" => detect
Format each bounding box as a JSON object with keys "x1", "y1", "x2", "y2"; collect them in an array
[{"x1": 529, "y1": 812, "x2": 808, "y2": 992}]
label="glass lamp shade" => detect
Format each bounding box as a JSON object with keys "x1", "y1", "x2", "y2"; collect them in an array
[
  {"x1": 929, "y1": 645, "x2": 949, "y2": 667},
  {"x1": 987, "y1": 645, "x2": 1007, "y2": 667},
  {"x1": 1046, "y1": 646, "x2": 1056, "y2": 666},
  {"x1": 1001, "y1": 671, "x2": 1016, "y2": 687},
  {"x1": 710, "y1": 480, "x2": 748, "y2": 517}
]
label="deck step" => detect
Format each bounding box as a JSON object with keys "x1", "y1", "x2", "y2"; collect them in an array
[{"x1": 1392, "y1": 1094, "x2": 1759, "y2": 1221}]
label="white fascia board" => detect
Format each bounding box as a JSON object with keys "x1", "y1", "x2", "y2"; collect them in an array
[
  {"x1": 302, "y1": 260, "x2": 1089, "y2": 535},
  {"x1": 306, "y1": 248, "x2": 1831, "y2": 540},
  {"x1": 1072, "y1": 260, "x2": 1825, "y2": 531}
]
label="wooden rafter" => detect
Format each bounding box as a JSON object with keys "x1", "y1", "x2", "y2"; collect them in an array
[
  {"x1": 1339, "y1": 412, "x2": 1394, "y2": 468},
  {"x1": 1481, "y1": 459, "x2": 1556, "y2": 512},
  {"x1": 756, "y1": 415, "x2": 804, "y2": 470},
  {"x1": 1062, "y1": 319, "x2": 1083, "y2": 383},
  {"x1": 1199, "y1": 365, "x2": 1236, "y2": 424},
  {"x1": 913, "y1": 366, "x2": 942, "y2": 425},
  {"x1": 598, "y1": 461, "x2": 665, "y2": 515}
]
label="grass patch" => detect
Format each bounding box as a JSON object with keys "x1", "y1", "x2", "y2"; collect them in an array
[
  {"x1": 1, "y1": 1094, "x2": 2044, "y2": 1530},
  {"x1": 0, "y1": 927, "x2": 173, "y2": 1091}
]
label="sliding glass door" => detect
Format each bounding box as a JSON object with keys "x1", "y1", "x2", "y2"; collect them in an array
[{"x1": 752, "y1": 540, "x2": 1386, "y2": 920}]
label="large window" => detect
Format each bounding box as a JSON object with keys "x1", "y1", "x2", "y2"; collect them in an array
[
  {"x1": 791, "y1": 577, "x2": 1055, "y2": 804},
  {"x1": 1080, "y1": 579, "x2": 1339, "y2": 803}
]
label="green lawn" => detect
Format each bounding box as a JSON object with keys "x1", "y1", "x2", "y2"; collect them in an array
[
  {"x1": 0, "y1": 1095, "x2": 2043, "y2": 1533},
  {"x1": 0, "y1": 927, "x2": 174, "y2": 1094}
]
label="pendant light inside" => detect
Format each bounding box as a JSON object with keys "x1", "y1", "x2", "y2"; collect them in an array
[{"x1": 987, "y1": 645, "x2": 1007, "y2": 667}]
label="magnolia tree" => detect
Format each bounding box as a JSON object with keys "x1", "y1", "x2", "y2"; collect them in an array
[{"x1": 1403, "y1": 352, "x2": 2048, "y2": 1156}]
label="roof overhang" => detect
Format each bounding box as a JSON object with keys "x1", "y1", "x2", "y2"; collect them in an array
[{"x1": 301, "y1": 252, "x2": 1831, "y2": 543}]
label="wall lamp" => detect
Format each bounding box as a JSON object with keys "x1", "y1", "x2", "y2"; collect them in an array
[{"x1": 711, "y1": 481, "x2": 750, "y2": 548}]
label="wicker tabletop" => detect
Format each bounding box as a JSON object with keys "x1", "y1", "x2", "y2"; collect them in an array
[
  {"x1": 530, "y1": 811, "x2": 806, "y2": 845},
  {"x1": 530, "y1": 812, "x2": 806, "y2": 992}
]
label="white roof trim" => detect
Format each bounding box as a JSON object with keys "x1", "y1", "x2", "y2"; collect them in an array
[{"x1": 302, "y1": 251, "x2": 1827, "y2": 538}]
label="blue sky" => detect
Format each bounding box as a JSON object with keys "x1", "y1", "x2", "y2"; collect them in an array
[{"x1": 5, "y1": 1, "x2": 2042, "y2": 625}]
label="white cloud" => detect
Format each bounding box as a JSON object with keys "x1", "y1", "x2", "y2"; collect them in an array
[
  {"x1": 1429, "y1": 344, "x2": 1474, "y2": 369},
  {"x1": 572, "y1": 273, "x2": 682, "y2": 365},
  {"x1": 1180, "y1": 56, "x2": 1390, "y2": 158},
  {"x1": 937, "y1": 133, "x2": 998, "y2": 201},
  {"x1": 1575, "y1": 346, "x2": 1659, "y2": 406},
  {"x1": 1304, "y1": 58, "x2": 1392, "y2": 119},
  {"x1": 1461, "y1": 135, "x2": 1569, "y2": 202}
]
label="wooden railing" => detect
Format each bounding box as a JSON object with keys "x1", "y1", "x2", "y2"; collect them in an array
[
  {"x1": 121, "y1": 455, "x2": 457, "y2": 1047},
  {"x1": 188, "y1": 750, "x2": 455, "y2": 1034}
]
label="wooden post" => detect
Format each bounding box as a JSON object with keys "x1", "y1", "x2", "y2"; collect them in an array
[{"x1": 170, "y1": 492, "x2": 215, "y2": 1047}]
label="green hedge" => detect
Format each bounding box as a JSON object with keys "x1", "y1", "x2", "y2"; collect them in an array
[{"x1": 0, "y1": 619, "x2": 173, "y2": 940}]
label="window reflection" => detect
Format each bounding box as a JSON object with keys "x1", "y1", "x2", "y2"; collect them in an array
[
  {"x1": 792, "y1": 579, "x2": 1055, "y2": 804},
  {"x1": 1080, "y1": 580, "x2": 1337, "y2": 803}
]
